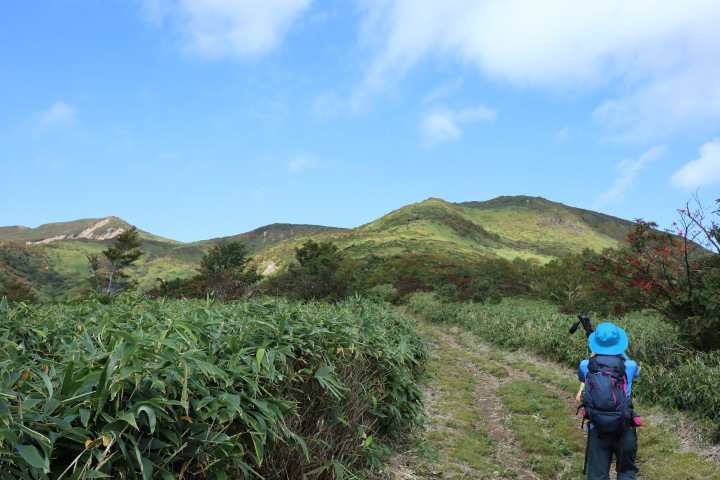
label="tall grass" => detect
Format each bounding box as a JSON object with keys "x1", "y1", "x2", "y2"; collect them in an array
[
  {"x1": 406, "y1": 293, "x2": 720, "y2": 436},
  {"x1": 0, "y1": 296, "x2": 427, "y2": 479}
]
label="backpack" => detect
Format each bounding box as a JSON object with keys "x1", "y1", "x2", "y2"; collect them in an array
[{"x1": 581, "y1": 355, "x2": 634, "y2": 433}]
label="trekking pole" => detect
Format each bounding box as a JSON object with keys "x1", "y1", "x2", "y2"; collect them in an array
[
  {"x1": 569, "y1": 313, "x2": 594, "y2": 338},
  {"x1": 570, "y1": 314, "x2": 594, "y2": 475}
]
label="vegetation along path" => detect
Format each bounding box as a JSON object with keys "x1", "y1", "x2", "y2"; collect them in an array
[{"x1": 409, "y1": 320, "x2": 720, "y2": 480}]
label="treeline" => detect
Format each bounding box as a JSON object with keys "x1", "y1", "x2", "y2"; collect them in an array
[{"x1": 146, "y1": 237, "x2": 536, "y2": 305}]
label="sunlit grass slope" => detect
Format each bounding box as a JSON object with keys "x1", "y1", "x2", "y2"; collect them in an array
[
  {"x1": 253, "y1": 196, "x2": 635, "y2": 271},
  {"x1": 0, "y1": 219, "x2": 341, "y2": 297},
  {"x1": 1, "y1": 196, "x2": 637, "y2": 297}
]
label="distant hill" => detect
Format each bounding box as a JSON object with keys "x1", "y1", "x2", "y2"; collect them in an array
[
  {"x1": 0, "y1": 217, "x2": 177, "y2": 245},
  {"x1": 252, "y1": 196, "x2": 636, "y2": 271},
  {"x1": 0, "y1": 196, "x2": 639, "y2": 299},
  {"x1": 0, "y1": 218, "x2": 342, "y2": 298},
  {"x1": 195, "y1": 223, "x2": 347, "y2": 254}
]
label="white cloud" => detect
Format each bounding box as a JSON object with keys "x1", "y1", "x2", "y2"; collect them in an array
[
  {"x1": 595, "y1": 146, "x2": 667, "y2": 208},
  {"x1": 35, "y1": 102, "x2": 77, "y2": 130},
  {"x1": 359, "y1": 0, "x2": 720, "y2": 140},
  {"x1": 671, "y1": 139, "x2": 720, "y2": 189},
  {"x1": 286, "y1": 153, "x2": 331, "y2": 173},
  {"x1": 421, "y1": 78, "x2": 464, "y2": 104},
  {"x1": 420, "y1": 105, "x2": 496, "y2": 146},
  {"x1": 139, "y1": 0, "x2": 312, "y2": 58},
  {"x1": 420, "y1": 113, "x2": 462, "y2": 146}
]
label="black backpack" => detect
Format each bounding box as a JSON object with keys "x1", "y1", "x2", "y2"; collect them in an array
[{"x1": 581, "y1": 355, "x2": 634, "y2": 433}]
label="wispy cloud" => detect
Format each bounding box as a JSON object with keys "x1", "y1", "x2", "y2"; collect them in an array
[
  {"x1": 553, "y1": 127, "x2": 571, "y2": 143},
  {"x1": 671, "y1": 139, "x2": 720, "y2": 189},
  {"x1": 138, "y1": 0, "x2": 312, "y2": 58},
  {"x1": 34, "y1": 101, "x2": 77, "y2": 131},
  {"x1": 358, "y1": 0, "x2": 720, "y2": 141},
  {"x1": 595, "y1": 146, "x2": 667, "y2": 209},
  {"x1": 421, "y1": 78, "x2": 464, "y2": 104},
  {"x1": 420, "y1": 105, "x2": 496, "y2": 146},
  {"x1": 286, "y1": 153, "x2": 332, "y2": 174}
]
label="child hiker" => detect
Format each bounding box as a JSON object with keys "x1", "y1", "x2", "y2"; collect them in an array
[{"x1": 577, "y1": 322, "x2": 641, "y2": 480}]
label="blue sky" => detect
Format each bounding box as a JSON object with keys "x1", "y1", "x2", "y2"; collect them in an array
[{"x1": 2, "y1": 0, "x2": 719, "y2": 242}]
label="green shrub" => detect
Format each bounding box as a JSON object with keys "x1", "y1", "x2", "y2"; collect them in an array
[
  {"x1": 0, "y1": 296, "x2": 427, "y2": 478},
  {"x1": 365, "y1": 284, "x2": 397, "y2": 303}
]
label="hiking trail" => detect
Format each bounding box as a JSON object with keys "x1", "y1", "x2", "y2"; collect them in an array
[{"x1": 388, "y1": 320, "x2": 720, "y2": 480}]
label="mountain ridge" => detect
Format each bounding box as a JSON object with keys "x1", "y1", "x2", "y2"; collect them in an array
[{"x1": 0, "y1": 196, "x2": 639, "y2": 298}]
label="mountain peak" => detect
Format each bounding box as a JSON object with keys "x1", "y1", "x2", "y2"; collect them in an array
[{"x1": 0, "y1": 217, "x2": 133, "y2": 244}]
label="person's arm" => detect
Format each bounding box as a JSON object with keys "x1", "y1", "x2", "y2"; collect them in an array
[
  {"x1": 576, "y1": 382, "x2": 585, "y2": 403},
  {"x1": 576, "y1": 362, "x2": 587, "y2": 403}
]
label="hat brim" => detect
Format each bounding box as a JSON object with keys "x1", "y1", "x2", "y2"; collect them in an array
[{"x1": 588, "y1": 327, "x2": 628, "y2": 355}]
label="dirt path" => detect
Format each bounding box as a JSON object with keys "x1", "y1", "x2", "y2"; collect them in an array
[
  {"x1": 402, "y1": 320, "x2": 720, "y2": 480},
  {"x1": 428, "y1": 325, "x2": 545, "y2": 480}
]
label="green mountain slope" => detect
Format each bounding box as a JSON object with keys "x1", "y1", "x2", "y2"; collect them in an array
[
  {"x1": 253, "y1": 196, "x2": 635, "y2": 271},
  {"x1": 194, "y1": 223, "x2": 347, "y2": 254},
  {"x1": 0, "y1": 219, "x2": 342, "y2": 298},
  {"x1": 1, "y1": 196, "x2": 638, "y2": 298},
  {"x1": 0, "y1": 217, "x2": 178, "y2": 245}
]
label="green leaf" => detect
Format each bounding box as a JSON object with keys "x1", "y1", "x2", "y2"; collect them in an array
[
  {"x1": 251, "y1": 433, "x2": 264, "y2": 462},
  {"x1": 332, "y1": 460, "x2": 345, "y2": 480},
  {"x1": 18, "y1": 425, "x2": 51, "y2": 449},
  {"x1": 43, "y1": 397, "x2": 61, "y2": 416},
  {"x1": 15, "y1": 444, "x2": 49, "y2": 470},
  {"x1": 35, "y1": 369, "x2": 53, "y2": 399},
  {"x1": 140, "y1": 457, "x2": 153, "y2": 480},
  {"x1": 0, "y1": 399, "x2": 10, "y2": 427},
  {"x1": 59, "y1": 361, "x2": 75, "y2": 396},
  {"x1": 79, "y1": 408, "x2": 91, "y2": 427},
  {"x1": 120, "y1": 344, "x2": 139, "y2": 366},
  {"x1": 256, "y1": 348, "x2": 266, "y2": 371},
  {"x1": 118, "y1": 411, "x2": 138, "y2": 429},
  {"x1": 0, "y1": 430, "x2": 18, "y2": 443},
  {"x1": 84, "y1": 471, "x2": 111, "y2": 478},
  {"x1": 136, "y1": 405, "x2": 157, "y2": 433}
]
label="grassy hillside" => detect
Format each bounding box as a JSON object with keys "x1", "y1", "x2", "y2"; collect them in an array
[
  {"x1": 0, "y1": 219, "x2": 342, "y2": 298},
  {"x1": 253, "y1": 196, "x2": 635, "y2": 271},
  {"x1": 0, "y1": 197, "x2": 639, "y2": 298},
  {"x1": 0, "y1": 216, "x2": 178, "y2": 245},
  {"x1": 194, "y1": 223, "x2": 347, "y2": 254}
]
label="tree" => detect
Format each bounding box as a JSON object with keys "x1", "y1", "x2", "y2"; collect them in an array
[
  {"x1": 264, "y1": 240, "x2": 359, "y2": 302},
  {"x1": 534, "y1": 249, "x2": 598, "y2": 313},
  {"x1": 581, "y1": 198, "x2": 720, "y2": 350},
  {"x1": 88, "y1": 227, "x2": 144, "y2": 296},
  {"x1": 197, "y1": 242, "x2": 261, "y2": 301}
]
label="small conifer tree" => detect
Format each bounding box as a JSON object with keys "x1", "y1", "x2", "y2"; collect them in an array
[{"x1": 87, "y1": 227, "x2": 144, "y2": 296}]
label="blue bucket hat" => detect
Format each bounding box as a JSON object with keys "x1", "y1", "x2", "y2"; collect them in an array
[{"x1": 588, "y1": 322, "x2": 628, "y2": 355}]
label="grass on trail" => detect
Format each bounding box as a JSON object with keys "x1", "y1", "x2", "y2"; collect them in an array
[
  {"x1": 417, "y1": 323, "x2": 513, "y2": 478},
  {"x1": 414, "y1": 322, "x2": 720, "y2": 480}
]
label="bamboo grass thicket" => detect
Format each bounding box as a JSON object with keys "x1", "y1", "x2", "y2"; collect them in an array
[{"x1": 0, "y1": 296, "x2": 427, "y2": 479}]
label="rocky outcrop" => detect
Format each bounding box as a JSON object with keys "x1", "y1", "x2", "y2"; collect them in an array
[{"x1": 26, "y1": 219, "x2": 125, "y2": 245}]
